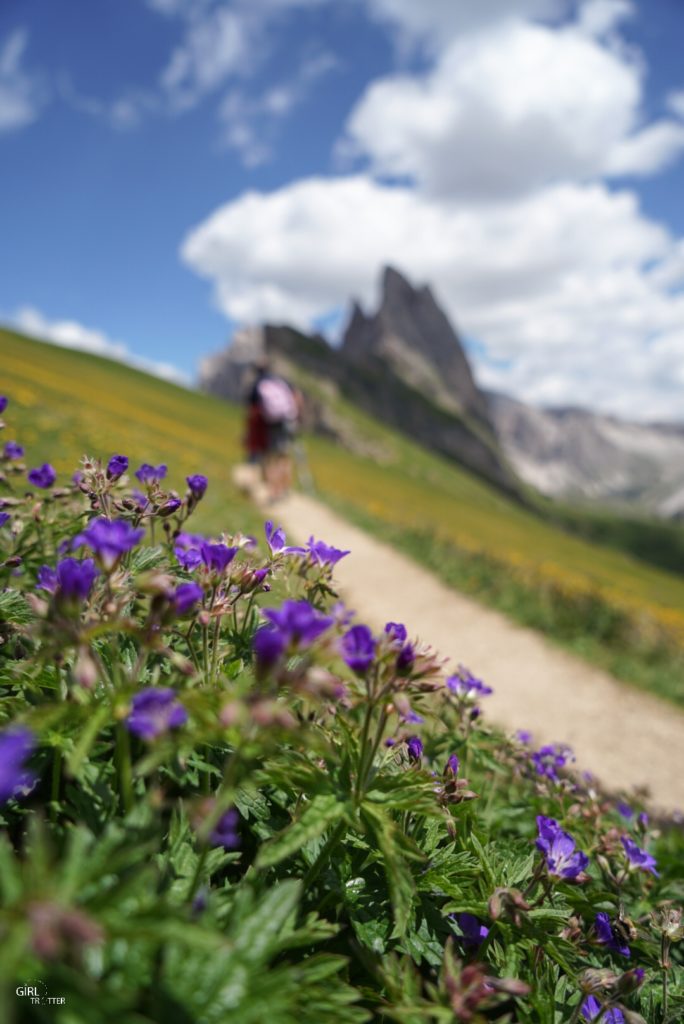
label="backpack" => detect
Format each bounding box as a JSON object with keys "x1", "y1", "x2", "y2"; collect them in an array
[{"x1": 257, "y1": 377, "x2": 298, "y2": 424}]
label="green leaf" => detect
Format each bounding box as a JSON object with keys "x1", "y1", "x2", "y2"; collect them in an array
[
  {"x1": 65, "y1": 705, "x2": 111, "y2": 777},
  {"x1": 0, "y1": 589, "x2": 32, "y2": 624},
  {"x1": 361, "y1": 803, "x2": 417, "y2": 938},
  {"x1": 231, "y1": 879, "x2": 303, "y2": 964},
  {"x1": 256, "y1": 794, "x2": 349, "y2": 869}
]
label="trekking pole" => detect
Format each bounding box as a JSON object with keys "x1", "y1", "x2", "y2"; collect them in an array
[{"x1": 293, "y1": 439, "x2": 316, "y2": 494}]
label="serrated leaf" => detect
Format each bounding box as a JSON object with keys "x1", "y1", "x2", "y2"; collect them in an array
[
  {"x1": 0, "y1": 589, "x2": 32, "y2": 624},
  {"x1": 256, "y1": 793, "x2": 349, "y2": 869},
  {"x1": 361, "y1": 803, "x2": 417, "y2": 938},
  {"x1": 231, "y1": 879, "x2": 303, "y2": 964}
]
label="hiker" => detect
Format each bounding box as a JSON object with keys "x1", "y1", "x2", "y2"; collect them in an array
[{"x1": 246, "y1": 360, "x2": 300, "y2": 500}]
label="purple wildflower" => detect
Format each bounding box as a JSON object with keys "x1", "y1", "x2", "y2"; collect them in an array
[
  {"x1": 253, "y1": 626, "x2": 287, "y2": 670},
  {"x1": 200, "y1": 541, "x2": 238, "y2": 575},
  {"x1": 174, "y1": 533, "x2": 203, "y2": 570},
  {"x1": 535, "y1": 816, "x2": 589, "y2": 880},
  {"x1": 37, "y1": 565, "x2": 58, "y2": 593},
  {"x1": 385, "y1": 622, "x2": 407, "y2": 644},
  {"x1": 264, "y1": 520, "x2": 305, "y2": 556},
  {"x1": 307, "y1": 536, "x2": 350, "y2": 566},
  {"x1": 126, "y1": 688, "x2": 188, "y2": 740},
  {"x1": 581, "y1": 996, "x2": 624, "y2": 1023},
  {"x1": 454, "y1": 912, "x2": 489, "y2": 948},
  {"x1": 396, "y1": 641, "x2": 415, "y2": 675},
  {"x1": 28, "y1": 463, "x2": 57, "y2": 489},
  {"x1": 263, "y1": 600, "x2": 333, "y2": 647},
  {"x1": 0, "y1": 726, "x2": 36, "y2": 803},
  {"x1": 4, "y1": 441, "x2": 24, "y2": 460},
  {"x1": 210, "y1": 807, "x2": 240, "y2": 849},
  {"x1": 446, "y1": 667, "x2": 493, "y2": 701},
  {"x1": 401, "y1": 708, "x2": 424, "y2": 725},
  {"x1": 54, "y1": 558, "x2": 99, "y2": 603},
  {"x1": 107, "y1": 454, "x2": 128, "y2": 480},
  {"x1": 135, "y1": 463, "x2": 167, "y2": 485},
  {"x1": 172, "y1": 582, "x2": 204, "y2": 616},
  {"x1": 407, "y1": 735, "x2": 423, "y2": 762},
  {"x1": 594, "y1": 912, "x2": 631, "y2": 957},
  {"x1": 340, "y1": 624, "x2": 376, "y2": 674},
  {"x1": 531, "y1": 743, "x2": 573, "y2": 782},
  {"x1": 74, "y1": 518, "x2": 144, "y2": 569},
  {"x1": 446, "y1": 753, "x2": 460, "y2": 775},
  {"x1": 159, "y1": 496, "x2": 182, "y2": 516},
  {"x1": 616, "y1": 801, "x2": 633, "y2": 820},
  {"x1": 515, "y1": 729, "x2": 533, "y2": 745},
  {"x1": 0, "y1": 396, "x2": 7, "y2": 414},
  {"x1": 186, "y1": 474, "x2": 208, "y2": 500},
  {"x1": 0, "y1": 512, "x2": 10, "y2": 528},
  {"x1": 621, "y1": 836, "x2": 659, "y2": 877}
]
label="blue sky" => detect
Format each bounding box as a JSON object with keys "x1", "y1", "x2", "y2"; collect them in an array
[{"x1": 1, "y1": 0, "x2": 684, "y2": 419}]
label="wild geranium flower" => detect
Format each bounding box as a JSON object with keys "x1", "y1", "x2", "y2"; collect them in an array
[
  {"x1": 171, "y1": 582, "x2": 204, "y2": 616},
  {"x1": 126, "y1": 688, "x2": 188, "y2": 740},
  {"x1": 264, "y1": 520, "x2": 305, "y2": 556},
  {"x1": 446, "y1": 667, "x2": 493, "y2": 702},
  {"x1": 186, "y1": 474, "x2": 208, "y2": 499},
  {"x1": 385, "y1": 622, "x2": 407, "y2": 644},
  {"x1": 4, "y1": 440, "x2": 23, "y2": 459},
  {"x1": 536, "y1": 816, "x2": 589, "y2": 880},
  {"x1": 0, "y1": 396, "x2": 7, "y2": 414},
  {"x1": 55, "y1": 558, "x2": 98, "y2": 603},
  {"x1": 210, "y1": 807, "x2": 240, "y2": 849},
  {"x1": 531, "y1": 743, "x2": 574, "y2": 782},
  {"x1": 159, "y1": 496, "x2": 182, "y2": 517},
  {"x1": 106, "y1": 454, "x2": 128, "y2": 480},
  {"x1": 454, "y1": 912, "x2": 489, "y2": 948},
  {"x1": 340, "y1": 624, "x2": 376, "y2": 674},
  {"x1": 174, "y1": 533, "x2": 203, "y2": 570},
  {"x1": 0, "y1": 512, "x2": 10, "y2": 528},
  {"x1": 515, "y1": 729, "x2": 533, "y2": 745},
  {"x1": 616, "y1": 801, "x2": 633, "y2": 820},
  {"x1": 37, "y1": 565, "x2": 58, "y2": 593},
  {"x1": 262, "y1": 600, "x2": 333, "y2": 647},
  {"x1": 446, "y1": 753, "x2": 460, "y2": 775},
  {"x1": 253, "y1": 626, "x2": 287, "y2": 670},
  {"x1": 396, "y1": 641, "x2": 416, "y2": 675},
  {"x1": 135, "y1": 463, "x2": 167, "y2": 485},
  {"x1": 28, "y1": 463, "x2": 57, "y2": 489},
  {"x1": 74, "y1": 518, "x2": 144, "y2": 569},
  {"x1": 0, "y1": 726, "x2": 36, "y2": 803},
  {"x1": 594, "y1": 912, "x2": 630, "y2": 957},
  {"x1": 200, "y1": 541, "x2": 238, "y2": 575},
  {"x1": 581, "y1": 995, "x2": 624, "y2": 1023},
  {"x1": 407, "y1": 735, "x2": 423, "y2": 762},
  {"x1": 621, "y1": 836, "x2": 659, "y2": 877},
  {"x1": 307, "y1": 536, "x2": 350, "y2": 566}
]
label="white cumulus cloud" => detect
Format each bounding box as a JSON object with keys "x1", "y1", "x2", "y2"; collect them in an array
[
  {"x1": 0, "y1": 29, "x2": 45, "y2": 133},
  {"x1": 341, "y1": 17, "x2": 684, "y2": 200},
  {"x1": 10, "y1": 308, "x2": 189, "y2": 386}
]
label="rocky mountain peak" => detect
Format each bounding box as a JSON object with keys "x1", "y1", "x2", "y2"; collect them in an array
[{"x1": 343, "y1": 265, "x2": 491, "y2": 429}]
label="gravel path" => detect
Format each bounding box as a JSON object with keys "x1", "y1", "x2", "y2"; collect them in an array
[{"x1": 275, "y1": 491, "x2": 684, "y2": 811}]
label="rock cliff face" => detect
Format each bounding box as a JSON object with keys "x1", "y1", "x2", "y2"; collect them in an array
[
  {"x1": 488, "y1": 392, "x2": 684, "y2": 517},
  {"x1": 344, "y1": 266, "x2": 491, "y2": 430}
]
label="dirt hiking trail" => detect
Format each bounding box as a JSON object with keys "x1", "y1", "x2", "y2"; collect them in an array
[{"x1": 266, "y1": 489, "x2": 684, "y2": 811}]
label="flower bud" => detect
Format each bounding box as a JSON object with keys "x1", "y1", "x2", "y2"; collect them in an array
[{"x1": 74, "y1": 647, "x2": 98, "y2": 689}]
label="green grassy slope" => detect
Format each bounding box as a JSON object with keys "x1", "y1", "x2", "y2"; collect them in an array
[
  {"x1": 0, "y1": 327, "x2": 257, "y2": 535},
  {"x1": 3, "y1": 326, "x2": 684, "y2": 699}
]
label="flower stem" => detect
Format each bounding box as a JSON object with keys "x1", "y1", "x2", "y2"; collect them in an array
[
  {"x1": 662, "y1": 934, "x2": 670, "y2": 1022},
  {"x1": 50, "y1": 746, "x2": 61, "y2": 821},
  {"x1": 301, "y1": 820, "x2": 346, "y2": 891},
  {"x1": 115, "y1": 724, "x2": 134, "y2": 814}
]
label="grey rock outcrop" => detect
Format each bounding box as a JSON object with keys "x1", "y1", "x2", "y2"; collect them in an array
[
  {"x1": 488, "y1": 391, "x2": 684, "y2": 516},
  {"x1": 343, "y1": 267, "x2": 491, "y2": 430}
]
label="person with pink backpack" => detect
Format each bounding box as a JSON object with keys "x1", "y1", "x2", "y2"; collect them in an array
[{"x1": 247, "y1": 360, "x2": 301, "y2": 501}]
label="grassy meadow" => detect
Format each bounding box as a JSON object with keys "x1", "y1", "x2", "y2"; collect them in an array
[{"x1": 3, "y1": 326, "x2": 684, "y2": 703}]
